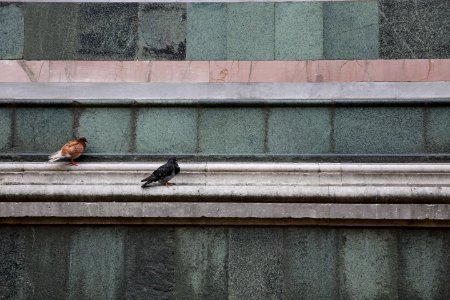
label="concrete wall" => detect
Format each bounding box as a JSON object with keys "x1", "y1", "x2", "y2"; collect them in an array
[{"x1": 0, "y1": 226, "x2": 449, "y2": 300}]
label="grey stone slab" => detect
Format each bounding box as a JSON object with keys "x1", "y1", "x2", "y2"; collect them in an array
[
  {"x1": 226, "y1": 3, "x2": 275, "y2": 60},
  {"x1": 0, "y1": 226, "x2": 27, "y2": 299},
  {"x1": 2, "y1": 82, "x2": 450, "y2": 100},
  {"x1": 68, "y1": 227, "x2": 125, "y2": 300},
  {"x1": 77, "y1": 3, "x2": 138, "y2": 60},
  {"x1": 334, "y1": 107, "x2": 424, "y2": 154},
  {"x1": 78, "y1": 108, "x2": 132, "y2": 153},
  {"x1": 324, "y1": 1, "x2": 379, "y2": 59},
  {"x1": 24, "y1": 3, "x2": 78, "y2": 60},
  {"x1": 0, "y1": 108, "x2": 12, "y2": 151},
  {"x1": 275, "y1": 2, "x2": 323, "y2": 59},
  {"x1": 23, "y1": 226, "x2": 70, "y2": 300},
  {"x1": 426, "y1": 108, "x2": 450, "y2": 153},
  {"x1": 138, "y1": 3, "x2": 186, "y2": 60},
  {"x1": 0, "y1": 3, "x2": 23, "y2": 59},
  {"x1": 186, "y1": 3, "x2": 226, "y2": 60},
  {"x1": 174, "y1": 227, "x2": 228, "y2": 300},
  {"x1": 199, "y1": 108, "x2": 265, "y2": 154},
  {"x1": 380, "y1": 0, "x2": 450, "y2": 59},
  {"x1": 398, "y1": 229, "x2": 450, "y2": 299},
  {"x1": 124, "y1": 227, "x2": 175, "y2": 299},
  {"x1": 136, "y1": 107, "x2": 197, "y2": 154},
  {"x1": 15, "y1": 107, "x2": 73, "y2": 153},
  {"x1": 228, "y1": 228, "x2": 283, "y2": 300},
  {"x1": 268, "y1": 107, "x2": 331, "y2": 154},
  {"x1": 283, "y1": 228, "x2": 339, "y2": 300},
  {"x1": 339, "y1": 229, "x2": 398, "y2": 299}
]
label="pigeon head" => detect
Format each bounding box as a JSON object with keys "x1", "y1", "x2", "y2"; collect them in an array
[
  {"x1": 168, "y1": 157, "x2": 177, "y2": 163},
  {"x1": 78, "y1": 137, "x2": 88, "y2": 143}
]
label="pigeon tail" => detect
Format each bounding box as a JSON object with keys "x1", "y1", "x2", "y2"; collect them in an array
[{"x1": 48, "y1": 150, "x2": 64, "y2": 162}]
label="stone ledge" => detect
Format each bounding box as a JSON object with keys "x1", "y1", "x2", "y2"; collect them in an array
[{"x1": 2, "y1": 163, "x2": 450, "y2": 204}]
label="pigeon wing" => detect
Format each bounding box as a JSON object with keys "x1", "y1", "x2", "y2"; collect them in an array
[{"x1": 141, "y1": 162, "x2": 173, "y2": 182}]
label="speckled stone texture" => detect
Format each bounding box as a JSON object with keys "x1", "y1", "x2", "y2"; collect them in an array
[
  {"x1": 77, "y1": 3, "x2": 138, "y2": 60},
  {"x1": 14, "y1": 107, "x2": 73, "y2": 153},
  {"x1": 24, "y1": 3, "x2": 78, "y2": 60},
  {"x1": 275, "y1": 2, "x2": 323, "y2": 60},
  {"x1": 324, "y1": 1, "x2": 379, "y2": 59},
  {"x1": 138, "y1": 4, "x2": 186, "y2": 60},
  {"x1": 380, "y1": 0, "x2": 450, "y2": 59},
  {"x1": 0, "y1": 226, "x2": 449, "y2": 298},
  {"x1": 187, "y1": 3, "x2": 226, "y2": 60},
  {"x1": 0, "y1": 108, "x2": 12, "y2": 152},
  {"x1": 0, "y1": 3, "x2": 23, "y2": 59},
  {"x1": 124, "y1": 227, "x2": 175, "y2": 299}
]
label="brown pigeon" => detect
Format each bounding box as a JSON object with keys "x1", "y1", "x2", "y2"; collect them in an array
[
  {"x1": 48, "y1": 137, "x2": 87, "y2": 166},
  {"x1": 141, "y1": 157, "x2": 180, "y2": 188}
]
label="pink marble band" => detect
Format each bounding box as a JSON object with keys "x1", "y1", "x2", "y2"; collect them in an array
[{"x1": 1, "y1": 60, "x2": 449, "y2": 83}]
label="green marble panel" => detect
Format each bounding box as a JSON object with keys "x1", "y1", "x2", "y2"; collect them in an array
[
  {"x1": 226, "y1": 3, "x2": 275, "y2": 60},
  {"x1": 124, "y1": 227, "x2": 175, "y2": 299},
  {"x1": 324, "y1": 1, "x2": 379, "y2": 59},
  {"x1": 284, "y1": 228, "x2": 339, "y2": 300},
  {"x1": 228, "y1": 228, "x2": 283, "y2": 300},
  {"x1": 175, "y1": 228, "x2": 228, "y2": 300},
  {"x1": 186, "y1": 3, "x2": 226, "y2": 60},
  {"x1": 136, "y1": 108, "x2": 197, "y2": 154},
  {"x1": 15, "y1": 107, "x2": 73, "y2": 153},
  {"x1": 275, "y1": 2, "x2": 323, "y2": 60},
  {"x1": 0, "y1": 108, "x2": 12, "y2": 152},
  {"x1": 268, "y1": 107, "x2": 331, "y2": 154},
  {"x1": 380, "y1": 0, "x2": 450, "y2": 59},
  {"x1": 24, "y1": 3, "x2": 78, "y2": 60},
  {"x1": 334, "y1": 107, "x2": 424, "y2": 154},
  {"x1": 397, "y1": 229, "x2": 450, "y2": 299},
  {"x1": 77, "y1": 3, "x2": 138, "y2": 60},
  {"x1": 138, "y1": 4, "x2": 186, "y2": 60},
  {"x1": 340, "y1": 229, "x2": 398, "y2": 299},
  {"x1": 23, "y1": 226, "x2": 71, "y2": 299},
  {"x1": 199, "y1": 108, "x2": 265, "y2": 154},
  {"x1": 78, "y1": 108, "x2": 131, "y2": 153},
  {"x1": 0, "y1": 3, "x2": 23, "y2": 59},
  {"x1": 68, "y1": 227, "x2": 125, "y2": 300},
  {"x1": 426, "y1": 108, "x2": 450, "y2": 153},
  {"x1": 0, "y1": 227, "x2": 27, "y2": 299}
]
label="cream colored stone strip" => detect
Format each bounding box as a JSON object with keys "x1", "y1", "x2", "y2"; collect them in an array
[{"x1": 1, "y1": 60, "x2": 449, "y2": 83}]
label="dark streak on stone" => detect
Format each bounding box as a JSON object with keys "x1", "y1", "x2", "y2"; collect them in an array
[{"x1": 263, "y1": 107, "x2": 269, "y2": 154}]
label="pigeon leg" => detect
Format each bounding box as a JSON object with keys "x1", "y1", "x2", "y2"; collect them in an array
[
  {"x1": 67, "y1": 159, "x2": 78, "y2": 166},
  {"x1": 165, "y1": 182, "x2": 175, "y2": 187}
]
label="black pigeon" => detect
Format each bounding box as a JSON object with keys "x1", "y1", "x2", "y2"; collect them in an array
[{"x1": 141, "y1": 157, "x2": 180, "y2": 188}]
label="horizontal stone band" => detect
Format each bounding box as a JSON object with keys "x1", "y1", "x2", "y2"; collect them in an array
[
  {"x1": 1, "y1": 60, "x2": 449, "y2": 83},
  {"x1": 1, "y1": 82, "x2": 450, "y2": 100},
  {"x1": 3, "y1": 163, "x2": 450, "y2": 204},
  {"x1": 0, "y1": 202, "x2": 448, "y2": 226}
]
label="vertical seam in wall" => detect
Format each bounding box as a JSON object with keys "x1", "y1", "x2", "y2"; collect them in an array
[
  {"x1": 129, "y1": 103, "x2": 138, "y2": 153},
  {"x1": 10, "y1": 104, "x2": 17, "y2": 150},
  {"x1": 273, "y1": 2, "x2": 276, "y2": 60},
  {"x1": 72, "y1": 103, "x2": 80, "y2": 138},
  {"x1": 225, "y1": 227, "x2": 230, "y2": 300},
  {"x1": 329, "y1": 106, "x2": 336, "y2": 153},
  {"x1": 263, "y1": 106, "x2": 269, "y2": 154},
  {"x1": 423, "y1": 105, "x2": 429, "y2": 153},
  {"x1": 196, "y1": 106, "x2": 201, "y2": 155},
  {"x1": 321, "y1": 2, "x2": 325, "y2": 59}
]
